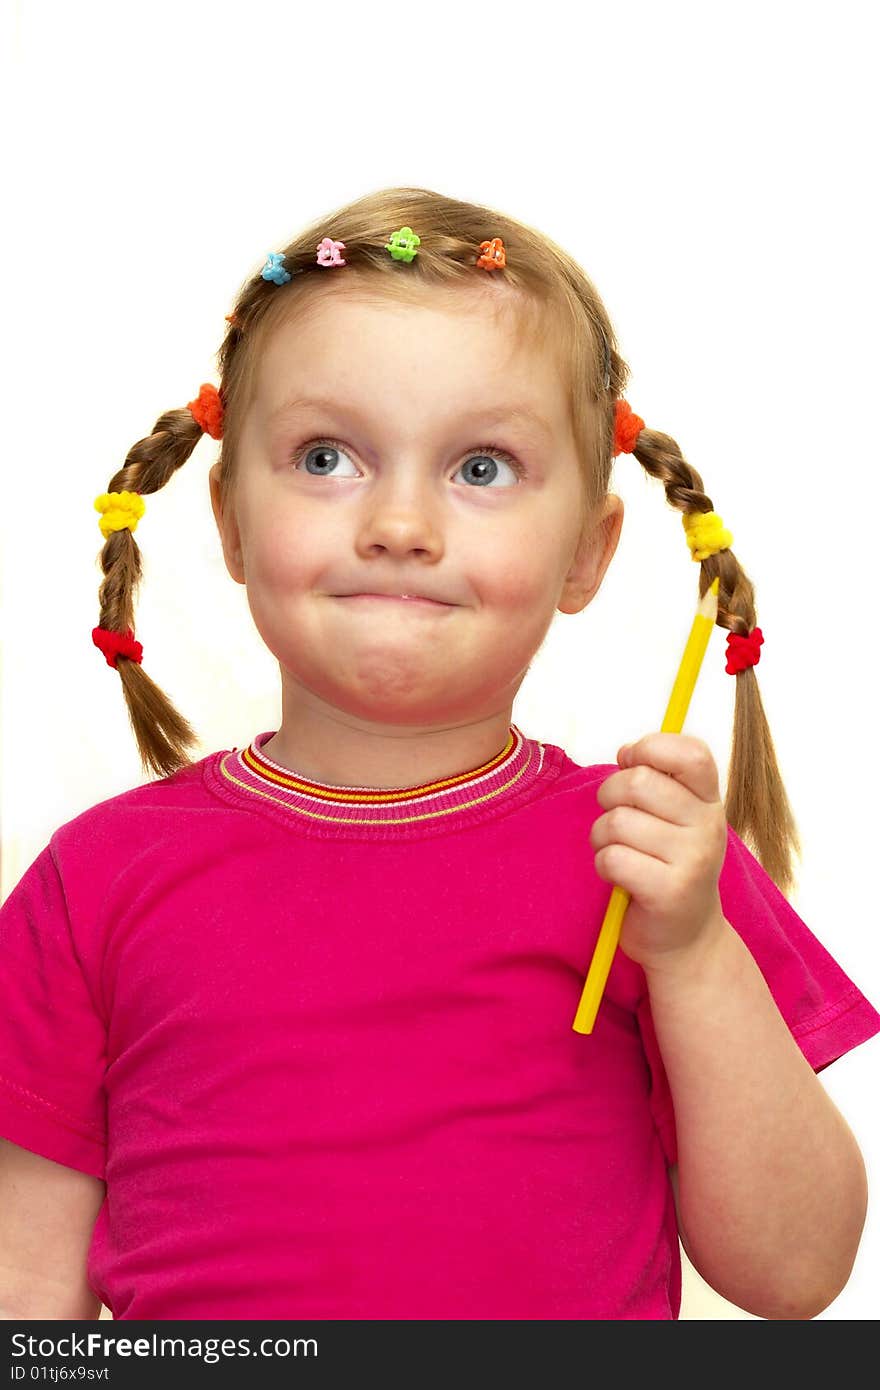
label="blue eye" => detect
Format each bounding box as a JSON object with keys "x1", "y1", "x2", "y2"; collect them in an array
[
  {"x1": 289, "y1": 438, "x2": 527, "y2": 486},
  {"x1": 293, "y1": 442, "x2": 358, "y2": 478},
  {"x1": 455, "y1": 448, "x2": 526, "y2": 487}
]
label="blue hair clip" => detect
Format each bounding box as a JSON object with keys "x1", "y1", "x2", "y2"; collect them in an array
[{"x1": 261, "y1": 252, "x2": 291, "y2": 286}]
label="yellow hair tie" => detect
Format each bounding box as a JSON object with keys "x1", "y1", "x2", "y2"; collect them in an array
[
  {"x1": 94, "y1": 490, "x2": 145, "y2": 540},
  {"x1": 682, "y1": 510, "x2": 732, "y2": 561}
]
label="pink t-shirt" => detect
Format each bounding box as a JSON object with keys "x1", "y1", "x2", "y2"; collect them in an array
[{"x1": 1, "y1": 724, "x2": 878, "y2": 1320}]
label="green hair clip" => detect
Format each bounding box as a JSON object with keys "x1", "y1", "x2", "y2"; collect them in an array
[{"x1": 385, "y1": 227, "x2": 421, "y2": 263}]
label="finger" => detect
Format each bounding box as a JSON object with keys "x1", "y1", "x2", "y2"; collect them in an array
[
  {"x1": 592, "y1": 840, "x2": 671, "y2": 905},
  {"x1": 598, "y1": 763, "x2": 699, "y2": 827},
  {"x1": 590, "y1": 804, "x2": 678, "y2": 866},
  {"x1": 617, "y1": 733, "x2": 721, "y2": 804}
]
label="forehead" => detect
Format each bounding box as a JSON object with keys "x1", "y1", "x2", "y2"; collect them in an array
[{"x1": 253, "y1": 283, "x2": 569, "y2": 425}]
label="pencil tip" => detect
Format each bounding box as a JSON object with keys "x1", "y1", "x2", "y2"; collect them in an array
[{"x1": 699, "y1": 579, "x2": 720, "y2": 620}]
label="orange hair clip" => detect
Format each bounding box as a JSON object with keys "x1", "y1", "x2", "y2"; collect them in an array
[{"x1": 476, "y1": 237, "x2": 506, "y2": 271}]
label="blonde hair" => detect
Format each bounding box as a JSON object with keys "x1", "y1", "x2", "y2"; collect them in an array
[{"x1": 95, "y1": 184, "x2": 800, "y2": 894}]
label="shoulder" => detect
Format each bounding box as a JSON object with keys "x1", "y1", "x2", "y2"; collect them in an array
[
  {"x1": 23, "y1": 751, "x2": 232, "y2": 960},
  {"x1": 537, "y1": 741, "x2": 618, "y2": 819},
  {"x1": 49, "y1": 750, "x2": 226, "y2": 872}
]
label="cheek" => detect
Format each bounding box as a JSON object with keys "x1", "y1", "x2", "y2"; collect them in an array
[
  {"x1": 243, "y1": 514, "x2": 322, "y2": 589},
  {"x1": 479, "y1": 523, "x2": 563, "y2": 608}
]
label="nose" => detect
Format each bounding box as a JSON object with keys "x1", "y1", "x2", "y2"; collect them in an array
[{"x1": 354, "y1": 474, "x2": 445, "y2": 561}]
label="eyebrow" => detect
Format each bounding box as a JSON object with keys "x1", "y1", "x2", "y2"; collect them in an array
[{"x1": 268, "y1": 393, "x2": 556, "y2": 441}]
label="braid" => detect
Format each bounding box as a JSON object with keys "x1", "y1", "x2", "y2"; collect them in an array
[
  {"x1": 631, "y1": 425, "x2": 801, "y2": 897},
  {"x1": 95, "y1": 407, "x2": 204, "y2": 780}
]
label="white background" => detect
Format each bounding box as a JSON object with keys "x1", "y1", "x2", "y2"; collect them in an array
[{"x1": 2, "y1": 0, "x2": 878, "y2": 1319}]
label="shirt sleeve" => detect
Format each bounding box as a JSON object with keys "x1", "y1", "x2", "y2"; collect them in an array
[
  {"x1": 638, "y1": 822, "x2": 880, "y2": 1168},
  {"x1": 717, "y1": 823, "x2": 880, "y2": 1066},
  {"x1": 0, "y1": 845, "x2": 107, "y2": 1179}
]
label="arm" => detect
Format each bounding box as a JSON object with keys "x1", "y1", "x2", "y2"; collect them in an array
[
  {"x1": 649, "y1": 912, "x2": 867, "y2": 1320},
  {"x1": 590, "y1": 732, "x2": 869, "y2": 1321},
  {"x1": 0, "y1": 1138, "x2": 105, "y2": 1320}
]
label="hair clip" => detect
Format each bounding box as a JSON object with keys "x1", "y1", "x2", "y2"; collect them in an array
[
  {"x1": 261, "y1": 252, "x2": 291, "y2": 285},
  {"x1": 601, "y1": 329, "x2": 611, "y2": 391},
  {"x1": 385, "y1": 227, "x2": 420, "y2": 263},
  {"x1": 317, "y1": 237, "x2": 346, "y2": 267},
  {"x1": 476, "y1": 237, "x2": 506, "y2": 271}
]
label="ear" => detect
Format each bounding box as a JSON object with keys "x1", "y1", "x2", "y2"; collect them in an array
[
  {"x1": 208, "y1": 461, "x2": 246, "y2": 585},
  {"x1": 557, "y1": 493, "x2": 624, "y2": 615}
]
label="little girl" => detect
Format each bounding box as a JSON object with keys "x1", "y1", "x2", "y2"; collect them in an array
[{"x1": 1, "y1": 187, "x2": 878, "y2": 1322}]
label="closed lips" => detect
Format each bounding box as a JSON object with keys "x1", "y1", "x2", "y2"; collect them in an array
[
  {"x1": 334, "y1": 592, "x2": 453, "y2": 604},
  {"x1": 332, "y1": 589, "x2": 455, "y2": 606},
  {"x1": 337, "y1": 593, "x2": 451, "y2": 606}
]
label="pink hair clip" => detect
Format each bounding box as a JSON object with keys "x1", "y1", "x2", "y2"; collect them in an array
[{"x1": 316, "y1": 237, "x2": 346, "y2": 267}]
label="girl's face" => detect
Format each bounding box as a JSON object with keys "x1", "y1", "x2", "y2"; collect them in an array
[{"x1": 210, "y1": 289, "x2": 622, "y2": 731}]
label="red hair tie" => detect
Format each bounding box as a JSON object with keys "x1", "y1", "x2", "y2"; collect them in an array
[
  {"x1": 92, "y1": 626, "x2": 143, "y2": 669},
  {"x1": 612, "y1": 398, "x2": 645, "y2": 456},
  {"x1": 725, "y1": 626, "x2": 763, "y2": 675}
]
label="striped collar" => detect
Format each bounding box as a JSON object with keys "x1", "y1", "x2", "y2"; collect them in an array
[{"x1": 207, "y1": 723, "x2": 555, "y2": 838}]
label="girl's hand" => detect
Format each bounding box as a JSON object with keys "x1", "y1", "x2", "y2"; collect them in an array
[{"x1": 589, "y1": 733, "x2": 729, "y2": 972}]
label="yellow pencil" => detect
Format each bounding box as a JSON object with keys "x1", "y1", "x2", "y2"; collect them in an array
[{"x1": 572, "y1": 577, "x2": 720, "y2": 1034}]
